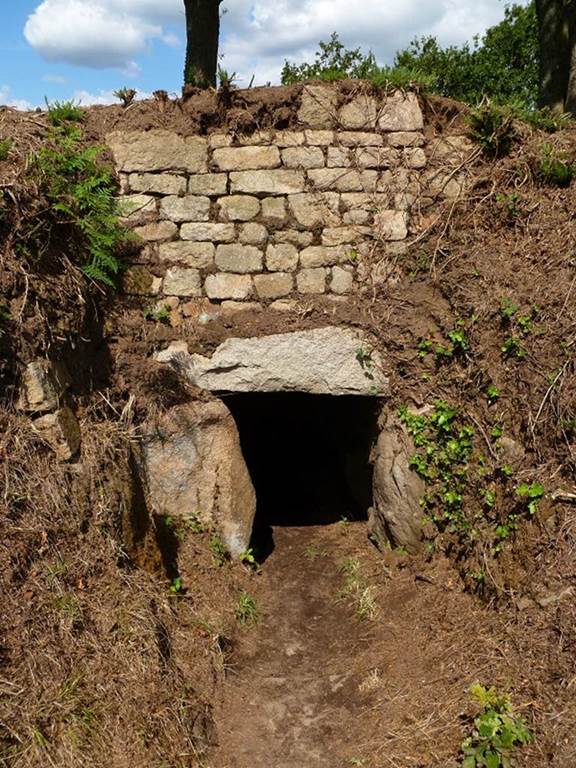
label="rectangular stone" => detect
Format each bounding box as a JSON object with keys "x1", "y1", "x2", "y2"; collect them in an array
[
  {"x1": 273, "y1": 230, "x2": 314, "y2": 248},
  {"x1": 159, "y1": 242, "x2": 215, "y2": 268},
  {"x1": 180, "y1": 222, "x2": 235, "y2": 242},
  {"x1": 209, "y1": 134, "x2": 233, "y2": 149},
  {"x1": 275, "y1": 131, "x2": 306, "y2": 147},
  {"x1": 188, "y1": 173, "x2": 228, "y2": 196},
  {"x1": 288, "y1": 192, "x2": 340, "y2": 228},
  {"x1": 253, "y1": 273, "x2": 293, "y2": 299},
  {"x1": 404, "y1": 148, "x2": 427, "y2": 169},
  {"x1": 356, "y1": 147, "x2": 398, "y2": 169},
  {"x1": 261, "y1": 197, "x2": 288, "y2": 226},
  {"x1": 160, "y1": 195, "x2": 211, "y2": 222},
  {"x1": 321, "y1": 227, "x2": 369, "y2": 246},
  {"x1": 297, "y1": 268, "x2": 327, "y2": 294},
  {"x1": 107, "y1": 130, "x2": 208, "y2": 173},
  {"x1": 300, "y1": 245, "x2": 352, "y2": 268},
  {"x1": 163, "y1": 267, "x2": 202, "y2": 297},
  {"x1": 215, "y1": 244, "x2": 263, "y2": 273},
  {"x1": 374, "y1": 210, "x2": 408, "y2": 241},
  {"x1": 205, "y1": 273, "x2": 253, "y2": 300},
  {"x1": 218, "y1": 195, "x2": 260, "y2": 221},
  {"x1": 330, "y1": 266, "x2": 354, "y2": 294},
  {"x1": 307, "y1": 168, "x2": 378, "y2": 192},
  {"x1": 339, "y1": 95, "x2": 378, "y2": 129},
  {"x1": 305, "y1": 130, "x2": 334, "y2": 146},
  {"x1": 339, "y1": 132, "x2": 384, "y2": 147},
  {"x1": 231, "y1": 170, "x2": 306, "y2": 195},
  {"x1": 134, "y1": 221, "x2": 178, "y2": 242},
  {"x1": 237, "y1": 131, "x2": 274, "y2": 146},
  {"x1": 378, "y1": 93, "x2": 424, "y2": 132},
  {"x1": 281, "y1": 147, "x2": 325, "y2": 169},
  {"x1": 213, "y1": 146, "x2": 281, "y2": 171},
  {"x1": 298, "y1": 86, "x2": 338, "y2": 128},
  {"x1": 119, "y1": 194, "x2": 156, "y2": 222},
  {"x1": 327, "y1": 147, "x2": 351, "y2": 168},
  {"x1": 239, "y1": 223, "x2": 268, "y2": 246},
  {"x1": 266, "y1": 243, "x2": 299, "y2": 272},
  {"x1": 129, "y1": 173, "x2": 186, "y2": 195},
  {"x1": 387, "y1": 131, "x2": 425, "y2": 147}
]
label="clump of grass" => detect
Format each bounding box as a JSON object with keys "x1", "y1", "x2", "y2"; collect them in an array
[
  {"x1": 46, "y1": 99, "x2": 84, "y2": 127},
  {"x1": 0, "y1": 138, "x2": 12, "y2": 161},
  {"x1": 113, "y1": 87, "x2": 137, "y2": 107},
  {"x1": 338, "y1": 557, "x2": 378, "y2": 620},
  {"x1": 468, "y1": 101, "x2": 517, "y2": 158},
  {"x1": 235, "y1": 591, "x2": 258, "y2": 626},
  {"x1": 534, "y1": 143, "x2": 576, "y2": 187}
]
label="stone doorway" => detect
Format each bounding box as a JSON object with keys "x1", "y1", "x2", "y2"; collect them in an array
[{"x1": 223, "y1": 392, "x2": 380, "y2": 555}]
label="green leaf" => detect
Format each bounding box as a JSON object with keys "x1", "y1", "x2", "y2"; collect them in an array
[{"x1": 485, "y1": 750, "x2": 501, "y2": 768}]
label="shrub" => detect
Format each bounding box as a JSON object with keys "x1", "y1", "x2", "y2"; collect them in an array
[{"x1": 461, "y1": 684, "x2": 532, "y2": 767}]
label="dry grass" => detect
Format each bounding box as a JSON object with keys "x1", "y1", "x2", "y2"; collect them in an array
[{"x1": 0, "y1": 409, "x2": 248, "y2": 768}]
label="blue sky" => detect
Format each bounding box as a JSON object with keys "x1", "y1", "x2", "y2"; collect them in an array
[{"x1": 0, "y1": 0, "x2": 521, "y2": 109}]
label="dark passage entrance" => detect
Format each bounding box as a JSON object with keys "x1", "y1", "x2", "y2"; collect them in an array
[{"x1": 223, "y1": 393, "x2": 380, "y2": 553}]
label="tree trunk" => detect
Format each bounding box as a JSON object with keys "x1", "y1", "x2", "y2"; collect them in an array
[
  {"x1": 564, "y1": 4, "x2": 576, "y2": 113},
  {"x1": 183, "y1": 0, "x2": 222, "y2": 89},
  {"x1": 535, "y1": 0, "x2": 573, "y2": 111}
]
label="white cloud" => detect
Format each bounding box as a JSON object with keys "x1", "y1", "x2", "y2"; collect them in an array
[
  {"x1": 42, "y1": 73, "x2": 67, "y2": 83},
  {"x1": 24, "y1": 0, "x2": 526, "y2": 82},
  {"x1": 72, "y1": 87, "x2": 152, "y2": 105},
  {"x1": 219, "y1": 0, "x2": 516, "y2": 85},
  {"x1": 0, "y1": 85, "x2": 33, "y2": 111},
  {"x1": 24, "y1": 0, "x2": 171, "y2": 69}
]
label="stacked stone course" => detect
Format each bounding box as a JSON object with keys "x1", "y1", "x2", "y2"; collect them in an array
[{"x1": 108, "y1": 87, "x2": 470, "y2": 306}]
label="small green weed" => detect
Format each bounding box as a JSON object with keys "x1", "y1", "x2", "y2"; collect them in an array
[
  {"x1": 490, "y1": 424, "x2": 503, "y2": 440},
  {"x1": 486, "y1": 386, "x2": 500, "y2": 406},
  {"x1": 217, "y1": 67, "x2": 239, "y2": 89},
  {"x1": 522, "y1": 106, "x2": 572, "y2": 132},
  {"x1": 501, "y1": 335, "x2": 526, "y2": 359},
  {"x1": 235, "y1": 591, "x2": 258, "y2": 626},
  {"x1": 494, "y1": 192, "x2": 521, "y2": 221},
  {"x1": 305, "y1": 543, "x2": 328, "y2": 560},
  {"x1": 169, "y1": 576, "x2": 184, "y2": 594},
  {"x1": 143, "y1": 305, "x2": 170, "y2": 322},
  {"x1": 113, "y1": 87, "x2": 137, "y2": 107},
  {"x1": 239, "y1": 548, "x2": 261, "y2": 572},
  {"x1": 499, "y1": 297, "x2": 519, "y2": 323},
  {"x1": 209, "y1": 534, "x2": 228, "y2": 566},
  {"x1": 534, "y1": 143, "x2": 576, "y2": 187},
  {"x1": 461, "y1": 683, "x2": 532, "y2": 768},
  {"x1": 0, "y1": 138, "x2": 12, "y2": 161},
  {"x1": 355, "y1": 347, "x2": 374, "y2": 378},
  {"x1": 418, "y1": 321, "x2": 471, "y2": 364},
  {"x1": 338, "y1": 558, "x2": 378, "y2": 620},
  {"x1": 46, "y1": 99, "x2": 84, "y2": 126},
  {"x1": 468, "y1": 102, "x2": 517, "y2": 158},
  {"x1": 515, "y1": 482, "x2": 545, "y2": 515}
]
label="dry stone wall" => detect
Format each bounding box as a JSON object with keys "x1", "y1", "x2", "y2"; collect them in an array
[{"x1": 107, "y1": 87, "x2": 469, "y2": 308}]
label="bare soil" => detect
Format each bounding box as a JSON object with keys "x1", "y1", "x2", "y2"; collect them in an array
[{"x1": 208, "y1": 520, "x2": 576, "y2": 768}]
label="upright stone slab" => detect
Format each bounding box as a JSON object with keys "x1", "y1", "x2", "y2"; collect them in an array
[{"x1": 141, "y1": 400, "x2": 256, "y2": 557}]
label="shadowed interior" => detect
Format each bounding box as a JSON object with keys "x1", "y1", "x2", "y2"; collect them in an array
[{"x1": 223, "y1": 392, "x2": 380, "y2": 553}]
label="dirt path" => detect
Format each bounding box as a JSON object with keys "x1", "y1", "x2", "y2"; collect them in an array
[
  {"x1": 212, "y1": 524, "x2": 380, "y2": 768},
  {"x1": 210, "y1": 521, "x2": 559, "y2": 768}
]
